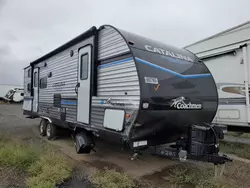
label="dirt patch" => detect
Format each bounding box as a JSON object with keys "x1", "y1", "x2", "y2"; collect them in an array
[
  {"x1": 218, "y1": 160, "x2": 250, "y2": 188},
  {"x1": 41, "y1": 131, "x2": 178, "y2": 177},
  {"x1": 59, "y1": 178, "x2": 93, "y2": 188},
  {"x1": 0, "y1": 167, "x2": 27, "y2": 188}
]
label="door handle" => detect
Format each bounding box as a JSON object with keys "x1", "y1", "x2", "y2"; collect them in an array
[{"x1": 75, "y1": 83, "x2": 80, "y2": 93}]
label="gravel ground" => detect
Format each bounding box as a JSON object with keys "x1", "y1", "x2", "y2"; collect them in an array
[
  {"x1": 224, "y1": 135, "x2": 250, "y2": 145},
  {"x1": 3, "y1": 104, "x2": 249, "y2": 188},
  {"x1": 0, "y1": 104, "x2": 92, "y2": 188},
  {"x1": 0, "y1": 104, "x2": 178, "y2": 187},
  {"x1": 0, "y1": 104, "x2": 178, "y2": 177}
]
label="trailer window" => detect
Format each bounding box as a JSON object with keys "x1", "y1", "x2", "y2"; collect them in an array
[
  {"x1": 27, "y1": 83, "x2": 31, "y2": 93},
  {"x1": 28, "y1": 69, "x2": 31, "y2": 78},
  {"x1": 39, "y1": 77, "x2": 47, "y2": 89},
  {"x1": 80, "y1": 54, "x2": 88, "y2": 80},
  {"x1": 34, "y1": 72, "x2": 38, "y2": 87}
]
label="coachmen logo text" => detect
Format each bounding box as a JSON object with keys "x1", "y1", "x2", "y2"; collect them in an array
[{"x1": 170, "y1": 97, "x2": 202, "y2": 110}]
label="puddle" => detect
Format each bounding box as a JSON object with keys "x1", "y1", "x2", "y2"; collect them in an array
[{"x1": 58, "y1": 178, "x2": 93, "y2": 188}]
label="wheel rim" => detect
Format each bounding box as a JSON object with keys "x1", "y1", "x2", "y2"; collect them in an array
[
  {"x1": 75, "y1": 140, "x2": 79, "y2": 152},
  {"x1": 40, "y1": 123, "x2": 44, "y2": 133},
  {"x1": 46, "y1": 124, "x2": 51, "y2": 137}
]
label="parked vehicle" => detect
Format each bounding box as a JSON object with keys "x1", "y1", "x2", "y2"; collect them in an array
[
  {"x1": 1, "y1": 88, "x2": 24, "y2": 103},
  {"x1": 0, "y1": 84, "x2": 23, "y2": 98},
  {"x1": 185, "y1": 21, "x2": 250, "y2": 132},
  {"x1": 22, "y1": 24, "x2": 230, "y2": 164}
]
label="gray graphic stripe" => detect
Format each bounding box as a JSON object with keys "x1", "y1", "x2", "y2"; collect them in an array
[{"x1": 219, "y1": 97, "x2": 246, "y2": 105}]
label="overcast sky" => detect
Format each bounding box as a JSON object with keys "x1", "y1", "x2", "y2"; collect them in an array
[{"x1": 0, "y1": 0, "x2": 249, "y2": 86}]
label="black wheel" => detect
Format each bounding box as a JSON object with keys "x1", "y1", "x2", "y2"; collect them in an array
[
  {"x1": 74, "y1": 136, "x2": 81, "y2": 154},
  {"x1": 39, "y1": 119, "x2": 47, "y2": 136},
  {"x1": 46, "y1": 123, "x2": 57, "y2": 140},
  {"x1": 74, "y1": 132, "x2": 94, "y2": 154}
]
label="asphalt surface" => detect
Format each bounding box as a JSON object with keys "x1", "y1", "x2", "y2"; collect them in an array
[{"x1": 0, "y1": 103, "x2": 39, "y2": 134}]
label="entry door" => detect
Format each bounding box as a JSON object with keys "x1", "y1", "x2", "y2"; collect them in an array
[
  {"x1": 77, "y1": 45, "x2": 91, "y2": 124},
  {"x1": 33, "y1": 68, "x2": 39, "y2": 112}
]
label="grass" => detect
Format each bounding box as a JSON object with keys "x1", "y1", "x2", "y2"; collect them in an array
[
  {"x1": 2, "y1": 129, "x2": 250, "y2": 188},
  {"x1": 219, "y1": 141, "x2": 250, "y2": 159},
  {"x1": 0, "y1": 134, "x2": 72, "y2": 188},
  {"x1": 162, "y1": 161, "x2": 250, "y2": 188},
  {"x1": 0, "y1": 136, "x2": 39, "y2": 171},
  {"x1": 88, "y1": 140, "x2": 250, "y2": 188},
  {"x1": 141, "y1": 160, "x2": 250, "y2": 188},
  {"x1": 164, "y1": 164, "x2": 223, "y2": 188},
  {"x1": 90, "y1": 168, "x2": 137, "y2": 188},
  {"x1": 226, "y1": 131, "x2": 250, "y2": 139},
  {"x1": 220, "y1": 160, "x2": 250, "y2": 188},
  {"x1": 27, "y1": 152, "x2": 72, "y2": 188}
]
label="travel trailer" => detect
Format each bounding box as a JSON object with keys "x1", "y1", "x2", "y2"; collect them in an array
[
  {"x1": 0, "y1": 84, "x2": 23, "y2": 98},
  {"x1": 23, "y1": 25, "x2": 230, "y2": 164},
  {"x1": 4, "y1": 88, "x2": 24, "y2": 102},
  {"x1": 0, "y1": 86, "x2": 24, "y2": 103},
  {"x1": 185, "y1": 21, "x2": 250, "y2": 132}
]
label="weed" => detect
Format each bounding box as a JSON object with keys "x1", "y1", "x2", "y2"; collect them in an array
[
  {"x1": 27, "y1": 152, "x2": 72, "y2": 188},
  {"x1": 220, "y1": 161, "x2": 250, "y2": 188},
  {"x1": 90, "y1": 168, "x2": 136, "y2": 188},
  {"x1": 226, "y1": 132, "x2": 250, "y2": 139},
  {"x1": 219, "y1": 141, "x2": 250, "y2": 159},
  {"x1": 0, "y1": 142, "x2": 38, "y2": 171},
  {"x1": 164, "y1": 164, "x2": 224, "y2": 188},
  {"x1": 0, "y1": 133, "x2": 11, "y2": 143},
  {"x1": 0, "y1": 134, "x2": 72, "y2": 188}
]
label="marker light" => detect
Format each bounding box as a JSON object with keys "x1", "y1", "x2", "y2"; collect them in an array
[{"x1": 126, "y1": 114, "x2": 131, "y2": 118}]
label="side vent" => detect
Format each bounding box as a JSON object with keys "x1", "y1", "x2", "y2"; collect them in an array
[{"x1": 54, "y1": 94, "x2": 61, "y2": 107}]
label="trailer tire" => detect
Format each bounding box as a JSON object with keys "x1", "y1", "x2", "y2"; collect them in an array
[
  {"x1": 74, "y1": 131, "x2": 94, "y2": 154},
  {"x1": 39, "y1": 119, "x2": 47, "y2": 136},
  {"x1": 46, "y1": 123, "x2": 57, "y2": 140}
]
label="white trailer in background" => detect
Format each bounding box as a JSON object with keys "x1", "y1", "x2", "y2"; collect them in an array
[
  {"x1": 0, "y1": 84, "x2": 24, "y2": 102},
  {"x1": 185, "y1": 21, "x2": 250, "y2": 131},
  {"x1": 4, "y1": 88, "x2": 24, "y2": 103},
  {"x1": 0, "y1": 84, "x2": 20, "y2": 98}
]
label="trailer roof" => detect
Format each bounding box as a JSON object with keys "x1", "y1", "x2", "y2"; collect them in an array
[
  {"x1": 30, "y1": 26, "x2": 97, "y2": 66},
  {"x1": 29, "y1": 24, "x2": 197, "y2": 67},
  {"x1": 117, "y1": 27, "x2": 197, "y2": 62},
  {"x1": 23, "y1": 65, "x2": 31, "y2": 69},
  {"x1": 184, "y1": 20, "x2": 250, "y2": 48}
]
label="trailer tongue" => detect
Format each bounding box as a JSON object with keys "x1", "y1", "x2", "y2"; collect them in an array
[{"x1": 151, "y1": 123, "x2": 231, "y2": 165}]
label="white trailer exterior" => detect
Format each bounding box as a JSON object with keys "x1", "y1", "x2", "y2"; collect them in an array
[
  {"x1": 0, "y1": 84, "x2": 24, "y2": 102},
  {"x1": 0, "y1": 84, "x2": 21, "y2": 98},
  {"x1": 185, "y1": 21, "x2": 250, "y2": 129},
  {"x1": 20, "y1": 24, "x2": 232, "y2": 165}
]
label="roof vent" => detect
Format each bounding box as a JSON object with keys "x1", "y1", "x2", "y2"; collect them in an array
[{"x1": 128, "y1": 41, "x2": 134, "y2": 45}]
